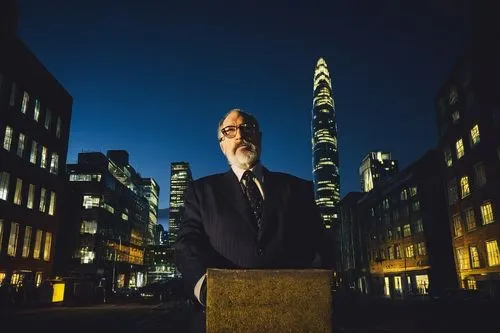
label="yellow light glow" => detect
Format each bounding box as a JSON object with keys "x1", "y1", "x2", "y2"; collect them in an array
[{"x1": 52, "y1": 283, "x2": 65, "y2": 302}]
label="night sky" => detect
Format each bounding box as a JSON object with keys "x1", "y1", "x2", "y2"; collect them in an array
[{"x1": 17, "y1": 0, "x2": 470, "y2": 212}]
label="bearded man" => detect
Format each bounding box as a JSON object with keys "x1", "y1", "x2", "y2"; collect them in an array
[{"x1": 175, "y1": 109, "x2": 330, "y2": 316}]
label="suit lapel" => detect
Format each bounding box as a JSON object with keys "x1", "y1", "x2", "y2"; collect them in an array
[
  {"x1": 220, "y1": 170, "x2": 259, "y2": 233},
  {"x1": 259, "y1": 168, "x2": 282, "y2": 241}
]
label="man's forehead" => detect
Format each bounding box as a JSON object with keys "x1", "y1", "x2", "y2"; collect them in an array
[{"x1": 223, "y1": 111, "x2": 248, "y2": 125}]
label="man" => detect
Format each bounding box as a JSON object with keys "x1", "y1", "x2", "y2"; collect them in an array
[{"x1": 175, "y1": 109, "x2": 329, "y2": 310}]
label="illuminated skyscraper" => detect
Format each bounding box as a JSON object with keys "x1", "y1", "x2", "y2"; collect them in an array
[
  {"x1": 312, "y1": 58, "x2": 340, "y2": 229},
  {"x1": 168, "y1": 162, "x2": 192, "y2": 247},
  {"x1": 140, "y1": 178, "x2": 160, "y2": 245},
  {"x1": 359, "y1": 151, "x2": 398, "y2": 192}
]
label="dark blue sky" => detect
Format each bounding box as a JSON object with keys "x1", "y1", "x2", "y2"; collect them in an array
[{"x1": 17, "y1": 0, "x2": 470, "y2": 209}]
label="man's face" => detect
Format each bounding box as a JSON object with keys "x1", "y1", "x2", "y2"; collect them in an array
[{"x1": 219, "y1": 111, "x2": 261, "y2": 170}]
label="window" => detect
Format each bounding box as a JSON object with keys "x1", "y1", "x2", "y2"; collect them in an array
[
  {"x1": 486, "y1": 240, "x2": 500, "y2": 266},
  {"x1": 3, "y1": 126, "x2": 13, "y2": 151},
  {"x1": 395, "y1": 245, "x2": 401, "y2": 259},
  {"x1": 453, "y1": 214, "x2": 463, "y2": 237},
  {"x1": 395, "y1": 226, "x2": 402, "y2": 239},
  {"x1": 40, "y1": 146, "x2": 47, "y2": 168},
  {"x1": 448, "y1": 178, "x2": 458, "y2": 205},
  {"x1": 470, "y1": 246, "x2": 480, "y2": 268},
  {"x1": 444, "y1": 148, "x2": 453, "y2": 167},
  {"x1": 48, "y1": 191, "x2": 56, "y2": 216},
  {"x1": 460, "y1": 176, "x2": 470, "y2": 198},
  {"x1": 17, "y1": 133, "x2": 25, "y2": 158},
  {"x1": 83, "y1": 195, "x2": 100, "y2": 209},
  {"x1": 34, "y1": 99, "x2": 40, "y2": 121},
  {"x1": 467, "y1": 279, "x2": 477, "y2": 290},
  {"x1": 21, "y1": 91, "x2": 29, "y2": 114},
  {"x1": 456, "y1": 138, "x2": 465, "y2": 159},
  {"x1": 414, "y1": 219, "x2": 424, "y2": 233},
  {"x1": 80, "y1": 248, "x2": 95, "y2": 264},
  {"x1": 43, "y1": 232, "x2": 52, "y2": 261},
  {"x1": 30, "y1": 141, "x2": 38, "y2": 164},
  {"x1": 403, "y1": 224, "x2": 411, "y2": 237},
  {"x1": 69, "y1": 174, "x2": 102, "y2": 182},
  {"x1": 22, "y1": 226, "x2": 31, "y2": 258},
  {"x1": 452, "y1": 110, "x2": 460, "y2": 124},
  {"x1": 470, "y1": 124, "x2": 480, "y2": 146},
  {"x1": 465, "y1": 207, "x2": 476, "y2": 230},
  {"x1": 35, "y1": 272, "x2": 43, "y2": 287},
  {"x1": 415, "y1": 275, "x2": 429, "y2": 295},
  {"x1": 0, "y1": 219, "x2": 3, "y2": 253},
  {"x1": 417, "y1": 242, "x2": 427, "y2": 256},
  {"x1": 80, "y1": 220, "x2": 97, "y2": 234},
  {"x1": 481, "y1": 201, "x2": 495, "y2": 225},
  {"x1": 388, "y1": 246, "x2": 394, "y2": 260},
  {"x1": 39, "y1": 188, "x2": 47, "y2": 212},
  {"x1": 50, "y1": 153, "x2": 59, "y2": 174},
  {"x1": 456, "y1": 247, "x2": 470, "y2": 270},
  {"x1": 412, "y1": 200, "x2": 420, "y2": 212},
  {"x1": 13, "y1": 178, "x2": 22, "y2": 205},
  {"x1": 33, "y1": 230, "x2": 42, "y2": 259},
  {"x1": 409, "y1": 186, "x2": 417, "y2": 197},
  {"x1": 7, "y1": 222, "x2": 19, "y2": 257},
  {"x1": 406, "y1": 244, "x2": 414, "y2": 258},
  {"x1": 400, "y1": 189, "x2": 408, "y2": 201},
  {"x1": 44, "y1": 108, "x2": 51, "y2": 130},
  {"x1": 0, "y1": 171, "x2": 10, "y2": 201},
  {"x1": 27, "y1": 184, "x2": 35, "y2": 209},
  {"x1": 474, "y1": 162, "x2": 486, "y2": 188},
  {"x1": 9, "y1": 82, "x2": 16, "y2": 106},
  {"x1": 56, "y1": 117, "x2": 61, "y2": 138}
]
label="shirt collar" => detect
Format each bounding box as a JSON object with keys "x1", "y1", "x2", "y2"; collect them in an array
[{"x1": 231, "y1": 161, "x2": 264, "y2": 184}]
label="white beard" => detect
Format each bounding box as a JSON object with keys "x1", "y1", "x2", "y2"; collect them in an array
[{"x1": 227, "y1": 148, "x2": 259, "y2": 170}]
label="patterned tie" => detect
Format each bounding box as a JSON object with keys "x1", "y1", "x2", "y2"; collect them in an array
[{"x1": 241, "y1": 170, "x2": 264, "y2": 230}]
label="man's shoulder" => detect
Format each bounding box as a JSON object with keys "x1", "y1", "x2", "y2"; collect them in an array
[
  {"x1": 192, "y1": 172, "x2": 231, "y2": 187},
  {"x1": 267, "y1": 171, "x2": 313, "y2": 188}
]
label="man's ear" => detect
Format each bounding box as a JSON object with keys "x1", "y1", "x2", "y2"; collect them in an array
[{"x1": 219, "y1": 141, "x2": 225, "y2": 154}]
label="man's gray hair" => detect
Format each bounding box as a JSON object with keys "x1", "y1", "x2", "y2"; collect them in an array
[{"x1": 217, "y1": 108, "x2": 260, "y2": 141}]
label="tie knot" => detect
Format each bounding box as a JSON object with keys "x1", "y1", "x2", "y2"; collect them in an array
[{"x1": 242, "y1": 170, "x2": 255, "y2": 184}]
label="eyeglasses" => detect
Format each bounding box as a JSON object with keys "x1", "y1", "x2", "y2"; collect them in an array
[{"x1": 219, "y1": 123, "x2": 257, "y2": 142}]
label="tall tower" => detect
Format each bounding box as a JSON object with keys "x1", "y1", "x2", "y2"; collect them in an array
[
  {"x1": 312, "y1": 57, "x2": 340, "y2": 229},
  {"x1": 168, "y1": 162, "x2": 192, "y2": 247}
]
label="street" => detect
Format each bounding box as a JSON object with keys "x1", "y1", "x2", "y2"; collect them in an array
[{"x1": 4, "y1": 293, "x2": 499, "y2": 333}]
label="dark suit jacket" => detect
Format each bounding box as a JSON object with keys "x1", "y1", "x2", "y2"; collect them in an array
[{"x1": 174, "y1": 168, "x2": 329, "y2": 294}]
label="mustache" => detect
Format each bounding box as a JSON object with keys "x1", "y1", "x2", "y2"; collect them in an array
[{"x1": 234, "y1": 140, "x2": 257, "y2": 152}]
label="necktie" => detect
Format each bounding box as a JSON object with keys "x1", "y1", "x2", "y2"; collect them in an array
[{"x1": 241, "y1": 170, "x2": 264, "y2": 230}]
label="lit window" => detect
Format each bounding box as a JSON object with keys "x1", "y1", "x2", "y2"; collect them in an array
[
  {"x1": 30, "y1": 141, "x2": 38, "y2": 164},
  {"x1": 39, "y1": 188, "x2": 47, "y2": 212},
  {"x1": 447, "y1": 178, "x2": 458, "y2": 205},
  {"x1": 50, "y1": 153, "x2": 59, "y2": 175},
  {"x1": 9, "y1": 82, "x2": 16, "y2": 106},
  {"x1": 34, "y1": 99, "x2": 40, "y2": 121},
  {"x1": 22, "y1": 226, "x2": 32, "y2": 258},
  {"x1": 470, "y1": 246, "x2": 480, "y2": 268},
  {"x1": 83, "y1": 195, "x2": 100, "y2": 209},
  {"x1": 388, "y1": 246, "x2": 394, "y2": 260},
  {"x1": 33, "y1": 230, "x2": 42, "y2": 259},
  {"x1": 40, "y1": 146, "x2": 47, "y2": 168},
  {"x1": 414, "y1": 219, "x2": 424, "y2": 233},
  {"x1": 13, "y1": 178, "x2": 22, "y2": 205},
  {"x1": 56, "y1": 117, "x2": 61, "y2": 138},
  {"x1": 481, "y1": 201, "x2": 494, "y2": 225},
  {"x1": 465, "y1": 207, "x2": 476, "y2": 230},
  {"x1": 417, "y1": 242, "x2": 427, "y2": 256},
  {"x1": 43, "y1": 232, "x2": 52, "y2": 261},
  {"x1": 453, "y1": 214, "x2": 463, "y2": 237},
  {"x1": 17, "y1": 133, "x2": 25, "y2": 158},
  {"x1": 470, "y1": 124, "x2": 480, "y2": 146},
  {"x1": 3, "y1": 126, "x2": 13, "y2": 151},
  {"x1": 48, "y1": 191, "x2": 56, "y2": 216},
  {"x1": 452, "y1": 110, "x2": 460, "y2": 123},
  {"x1": 444, "y1": 148, "x2": 453, "y2": 167},
  {"x1": 80, "y1": 247, "x2": 95, "y2": 264},
  {"x1": 0, "y1": 219, "x2": 3, "y2": 254},
  {"x1": 403, "y1": 224, "x2": 411, "y2": 237},
  {"x1": 456, "y1": 247, "x2": 470, "y2": 270},
  {"x1": 44, "y1": 108, "x2": 51, "y2": 130},
  {"x1": 0, "y1": 171, "x2": 10, "y2": 201},
  {"x1": 405, "y1": 244, "x2": 414, "y2": 258},
  {"x1": 7, "y1": 222, "x2": 19, "y2": 257},
  {"x1": 21, "y1": 91, "x2": 29, "y2": 114},
  {"x1": 416, "y1": 275, "x2": 429, "y2": 295},
  {"x1": 400, "y1": 189, "x2": 408, "y2": 201},
  {"x1": 410, "y1": 187, "x2": 417, "y2": 197},
  {"x1": 467, "y1": 279, "x2": 477, "y2": 290},
  {"x1": 27, "y1": 184, "x2": 35, "y2": 209},
  {"x1": 35, "y1": 272, "x2": 43, "y2": 287},
  {"x1": 80, "y1": 220, "x2": 97, "y2": 234},
  {"x1": 456, "y1": 138, "x2": 465, "y2": 159},
  {"x1": 460, "y1": 176, "x2": 470, "y2": 198},
  {"x1": 473, "y1": 162, "x2": 486, "y2": 188},
  {"x1": 486, "y1": 240, "x2": 500, "y2": 266}
]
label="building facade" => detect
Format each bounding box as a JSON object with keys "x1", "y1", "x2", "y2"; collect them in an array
[
  {"x1": 140, "y1": 178, "x2": 160, "y2": 245},
  {"x1": 168, "y1": 162, "x2": 192, "y2": 247},
  {"x1": 65, "y1": 151, "x2": 151, "y2": 291},
  {"x1": 311, "y1": 58, "x2": 340, "y2": 230},
  {"x1": 435, "y1": 12, "x2": 500, "y2": 296},
  {"x1": 0, "y1": 2, "x2": 73, "y2": 289},
  {"x1": 359, "y1": 151, "x2": 398, "y2": 193},
  {"x1": 359, "y1": 151, "x2": 457, "y2": 298}
]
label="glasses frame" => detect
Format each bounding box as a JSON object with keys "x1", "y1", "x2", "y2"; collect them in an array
[{"x1": 219, "y1": 123, "x2": 257, "y2": 142}]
